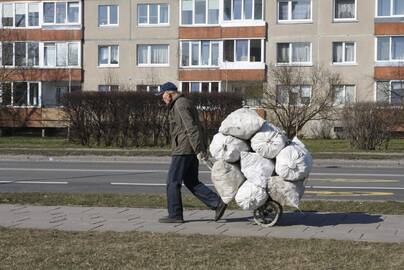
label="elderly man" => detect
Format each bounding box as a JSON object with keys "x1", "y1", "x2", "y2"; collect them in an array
[{"x1": 157, "y1": 82, "x2": 227, "y2": 223}]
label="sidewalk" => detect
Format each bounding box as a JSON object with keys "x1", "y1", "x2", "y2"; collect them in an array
[{"x1": 1, "y1": 204, "x2": 403, "y2": 243}]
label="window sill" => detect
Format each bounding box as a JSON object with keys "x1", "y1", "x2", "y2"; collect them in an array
[
  {"x1": 98, "y1": 24, "x2": 119, "y2": 28},
  {"x1": 180, "y1": 66, "x2": 219, "y2": 69},
  {"x1": 6, "y1": 105, "x2": 41, "y2": 108},
  {"x1": 375, "y1": 61, "x2": 404, "y2": 67},
  {"x1": 137, "y1": 64, "x2": 170, "y2": 67},
  {"x1": 332, "y1": 19, "x2": 359, "y2": 23},
  {"x1": 98, "y1": 65, "x2": 120, "y2": 68},
  {"x1": 277, "y1": 20, "x2": 313, "y2": 25},
  {"x1": 332, "y1": 62, "x2": 358, "y2": 66},
  {"x1": 137, "y1": 24, "x2": 170, "y2": 27},
  {"x1": 276, "y1": 63, "x2": 313, "y2": 67}
]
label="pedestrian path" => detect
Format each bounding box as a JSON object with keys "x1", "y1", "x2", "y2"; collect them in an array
[{"x1": 1, "y1": 204, "x2": 403, "y2": 243}]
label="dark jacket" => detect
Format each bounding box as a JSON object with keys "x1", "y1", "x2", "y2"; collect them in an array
[{"x1": 168, "y1": 94, "x2": 206, "y2": 155}]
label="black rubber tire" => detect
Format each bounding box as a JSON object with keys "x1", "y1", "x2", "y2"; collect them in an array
[{"x1": 253, "y1": 200, "x2": 283, "y2": 227}]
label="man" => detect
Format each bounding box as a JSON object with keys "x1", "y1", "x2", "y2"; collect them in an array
[{"x1": 157, "y1": 82, "x2": 227, "y2": 223}]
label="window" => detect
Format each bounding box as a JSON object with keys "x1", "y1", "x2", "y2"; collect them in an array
[
  {"x1": 223, "y1": 0, "x2": 263, "y2": 21},
  {"x1": 15, "y1": 3, "x2": 26, "y2": 27},
  {"x1": 99, "y1": 5, "x2": 118, "y2": 26},
  {"x1": 136, "y1": 85, "x2": 160, "y2": 93},
  {"x1": 278, "y1": 0, "x2": 311, "y2": 22},
  {"x1": 277, "y1": 42, "x2": 311, "y2": 64},
  {"x1": 1, "y1": 42, "x2": 39, "y2": 67},
  {"x1": 137, "y1": 44, "x2": 169, "y2": 66},
  {"x1": 181, "y1": 41, "x2": 219, "y2": 67},
  {"x1": 137, "y1": 4, "x2": 168, "y2": 25},
  {"x1": 276, "y1": 85, "x2": 311, "y2": 105},
  {"x1": 2, "y1": 4, "x2": 14, "y2": 27},
  {"x1": 377, "y1": 36, "x2": 404, "y2": 61},
  {"x1": 377, "y1": 0, "x2": 404, "y2": 17},
  {"x1": 2, "y1": 82, "x2": 40, "y2": 107},
  {"x1": 332, "y1": 42, "x2": 355, "y2": 64},
  {"x1": 98, "y1": 45, "x2": 119, "y2": 66},
  {"x1": 333, "y1": 85, "x2": 356, "y2": 106},
  {"x1": 2, "y1": 42, "x2": 13, "y2": 66},
  {"x1": 181, "y1": 81, "x2": 220, "y2": 93},
  {"x1": 28, "y1": 43, "x2": 39, "y2": 66},
  {"x1": 334, "y1": 0, "x2": 356, "y2": 20},
  {"x1": 98, "y1": 85, "x2": 119, "y2": 92},
  {"x1": 44, "y1": 42, "x2": 80, "y2": 67},
  {"x1": 28, "y1": 3, "x2": 40, "y2": 27},
  {"x1": 224, "y1": 39, "x2": 263, "y2": 62},
  {"x1": 376, "y1": 81, "x2": 404, "y2": 104},
  {"x1": 43, "y1": 1, "x2": 80, "y2": 24},
  {"x1": 181, "y1": 0, "x2": 219, "y2": 25}
]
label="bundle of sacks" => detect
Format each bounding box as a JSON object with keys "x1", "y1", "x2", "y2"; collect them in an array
[{"x1": 210, "y1": 108, "x2": 313, "y2": 211}]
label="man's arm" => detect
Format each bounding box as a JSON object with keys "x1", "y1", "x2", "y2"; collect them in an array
[{"x1": 175, "y1": 100, "x2": 205, "y2": 154}]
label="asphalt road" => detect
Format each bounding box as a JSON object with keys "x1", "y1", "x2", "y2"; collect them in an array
[{"x1": 0, "y1": 159, "x2": 403, "y2": 201}]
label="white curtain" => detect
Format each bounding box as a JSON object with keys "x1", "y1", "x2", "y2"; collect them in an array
[
  {"x1": 99, "y1": 46, "x2": 109, "y2": 65},
  {"x1": 292, "y1": 0, "x2": 311, "y2": 20},
  {"x1": 292, "y1": 42, "x2": 310, "y2": 62},
  {"x1": 345, "y1": 85, "x2": 355, "y2": 104},
  {"x1": 201, "y1": 41, "x2": 210, "y2": 65},
  {"x1": 392, "y1": 37, "x2": 404, "y2": 60},
  {"x1": 333, "y1": 86, "x2": 345, "y2": 106},
  {"x1": 335, "y1": 0, "x2": 355, "y2": 18},
  {"x1": 110, "y1": 45, "x2": 119, "y2": 64},
  {"x1": 45, "y1": 43, "x2": 56, "y2": 66},
  {"x1": 345, "y1": 43, "x2": 355, "y2": 62},
  {"x1": 333, "y1": 42, "x2": 343, "y2": 62},
  {"x1": 56, "y1": 43, "x2": 67, "y2": 66},
  {"x1": 151, "y1": 45, "x2": 168, "y2": 64},
  {"x1": 68, "y1": 43, "x2": 79, "y2": 66}
]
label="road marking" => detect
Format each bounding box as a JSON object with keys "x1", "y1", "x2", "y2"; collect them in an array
[
  {"x1": 305, "y1": 191, "x2": 394, "y2": 197},
  {"x1": 310, "y1": 173, "x2": 404, "y2": 178},
  {"x1": 17, "y1": 181, "x2": 68, "y2": 185},
  {"x1": 307, "y1": 179, "x2": 398, "y2": 183},
  {"x1": 111, "y1": 182, "x2": 214, "y2": 187},
  {"x1": 307, "y1": 185, "x2": 404, "y2": 190}
]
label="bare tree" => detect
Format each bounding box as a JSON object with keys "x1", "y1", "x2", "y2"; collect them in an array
[{"x1": 263, "y1": 64, "x2": 341, "y2": 138}]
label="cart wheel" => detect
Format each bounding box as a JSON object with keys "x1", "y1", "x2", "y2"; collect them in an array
[{"x1": 253, "y1": 200, "x2": 283, "y2": 227}]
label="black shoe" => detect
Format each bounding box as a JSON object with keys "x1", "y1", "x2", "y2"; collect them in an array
[
  {"x1": 215, "y1": 201, "x2": 228, "y2": 221},
  {"x1": 158, "y1": 216, "x2": 184, "y2": 223}
]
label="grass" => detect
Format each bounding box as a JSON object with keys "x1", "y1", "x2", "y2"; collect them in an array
[
  {"x1": 2, "y1": 193, "x2": 404, "y2": 215},
  {"x1": 0, "y1": 227, "x2": 403, "y2": 270}
]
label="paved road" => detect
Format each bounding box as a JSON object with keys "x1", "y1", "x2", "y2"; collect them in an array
[{"x1": 0, "y1": 159, "x2": 403, "y2": 201}]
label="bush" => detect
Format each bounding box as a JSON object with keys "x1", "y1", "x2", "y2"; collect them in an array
[
  {"x1": 342, "y1": 102, "x2": 403, "y2": 150},
  {"x1": 61, "y1": 91, "x2": 243, "y2": 147}
]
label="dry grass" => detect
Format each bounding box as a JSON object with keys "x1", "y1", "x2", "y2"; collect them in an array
[{"x1": 0, "y1": 227, "x2": 403, "y2": 270}]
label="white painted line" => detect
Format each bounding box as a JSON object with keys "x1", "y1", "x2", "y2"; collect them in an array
[
  {"x1": 309, "y1": 173, "x2": 404, "y2": 178},
  {"x1": 307, "y1": 185, "x2": 404, "y2": 190},
  {"x1": 111, "y1": 182, "x2": 214, "y2": 187},
  {"x1": 16, "y1": 181, "x2": 68, "y2": 185}
]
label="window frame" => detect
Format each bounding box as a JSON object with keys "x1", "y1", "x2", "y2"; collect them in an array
[
  {"x1": 1, "y1": 41, "x2": 41, "y2": 67},
  {"x1": 180, "y1": 0, "x2": 221, "y2": 26},
  {"x1": 223, "y1": 39, "x2": 264, "y2": 63},
  {"x1": 180, "y1": 81, "x2": 221, "y2": 93},
  {"x1": 136, "y1": 44, "x2": 169, "y2": 67},
  {"x1": 42, "y1": 1, "x2": 81, "y2": 26},
  {"x1": 98, "y1": 45, "x2": 119, "y2": 67},
  {"x1": 376, "y1": 0, "x2": 404, "y2": 17},
  {"x1": 276, "y1": 85, "x2": 312, "y2": 106},
  {"x1": 43, "y1": 41, "x2": 81, "y2": 68},
  {"x1": 98, "y1": 4, "x2": 119, "y2": 27},
  {"x1": 222, "y1": 0, "x2": 264, "y2": 22},
  {"x1": 332, "y1": 84, "x2": 356, "y2": 107},
  {"x1": 333, "y1": 0, "x2": 357, "y2": 22},
  {"x1": 375, "y1": 80, "x2": 404, "y2": 104},
  {"x1": 98, "y1": 85, "x2": 119, "y2": 92},
  {"x1": 375, "y1": 36, "x2": 404, "y2": 62},
  {"x1": 0, "y1": 81, "x2": 42, "y2": 107},
  {"x1": 0, "y1": 2, "x2": 42, "y2": 29},
  {"x1": 332, "y1": 41, "x2": 357, "y2": 65},
  {"x1": 180, "y1": 40, "x2": 220, "y2": 68},
  {"x1": 277, "y1": 0, "x2": 313, "y2": 24},
  {"x1": 276, "y1": 42, "x2": 312, "y2": 66},
  {"x1": 137, "y1": 3, "x2": 169, "y2": 26}
]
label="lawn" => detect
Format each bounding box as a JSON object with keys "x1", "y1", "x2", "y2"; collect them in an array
[{"x1": 0, "y1": 227, "x2": 403, "y2": 270}]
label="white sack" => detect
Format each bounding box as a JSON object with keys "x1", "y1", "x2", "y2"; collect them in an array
[
  {"x1": 219, "y1": 108, "x2": 265, "y2": 140},
  {"x1": 268, "y1": 176, "x2": 305, "y2": 209},
  {"x1": 209, "y1": 133, "x2": 250, "y2": 163},
  {"x1": 275, "y1": 137, "x2": 313, "y2": 181},
  {"x1": 235, "y1": 181, "x2": 268, "y2": 211},
  {"x1": 211, "y1": 160, "x2": 246, "y2": 204},
  {"x1": 250, "y1": 122, "x2": 288, "y2": 159},
  {"x1": 240, "y1": 151, "x2": 274, "y2": 188}
]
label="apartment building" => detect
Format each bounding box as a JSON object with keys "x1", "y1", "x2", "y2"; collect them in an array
[
  {"x1": 0, "y1": 0, "x2": 82, "y2": 132},
  {"x1": 1, "y1": 0, "x2": 403, "y2": 134}
]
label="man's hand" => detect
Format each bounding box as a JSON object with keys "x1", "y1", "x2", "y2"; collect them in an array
[{"x1": 197, "y1": 151, "x2": 210, "y2": 161}]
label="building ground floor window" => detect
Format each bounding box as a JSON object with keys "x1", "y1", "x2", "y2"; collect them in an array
[
  {"x1": 376, "y1": 81, "x2": 404, "y2": 105},
  {"x1": 0, "y1": 81, "x2": 81, "y2": 108}
]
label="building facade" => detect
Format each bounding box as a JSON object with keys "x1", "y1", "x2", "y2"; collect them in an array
[{"x1": 1, "y1": 0, "x2": 403, "y2": 133}]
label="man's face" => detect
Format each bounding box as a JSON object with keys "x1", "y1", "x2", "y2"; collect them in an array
[{"x1": 162, "y1": 91, "x2": 173, "y2": 105}]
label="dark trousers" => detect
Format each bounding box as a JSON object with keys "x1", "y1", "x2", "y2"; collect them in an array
[{"x1": 167, "y1": 155, "x2": 220, "y2": 218}]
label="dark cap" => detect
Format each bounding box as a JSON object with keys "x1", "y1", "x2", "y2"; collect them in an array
[{"x1": 157, "y1": 82, "x2": 178, "y2": 95}]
